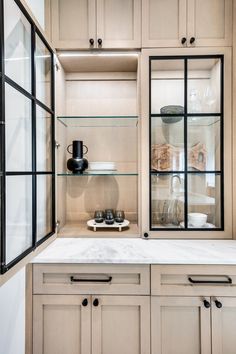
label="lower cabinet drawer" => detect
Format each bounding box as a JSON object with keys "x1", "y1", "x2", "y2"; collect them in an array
[
  {"x1": 151, "y1": 265, "x2": 236, "y2": 296},
  {"x1": 33, "y1": 264, "x2": 150, "y2": 295}
]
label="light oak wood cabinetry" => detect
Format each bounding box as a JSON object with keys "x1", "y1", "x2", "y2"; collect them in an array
[
  {"x1": 32, "y1": 264, "x2": 150, "y2": 354},
  {"x1": 151, "y1": 265, "x2": 236, "y2": 354},
  {"x1": 142, "y1": 0, "x2": 232, "y2": 48},
  {"x1": 51, "y1": 0, "x2": 141, "y2": 49}
]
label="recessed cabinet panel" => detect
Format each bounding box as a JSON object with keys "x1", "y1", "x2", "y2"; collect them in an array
[
  {"x1": 96, "y1": 0, "x2": 141, "y2": 48},
  {"x1": 51, "y1": 0, "x2": 96, "y2": 49},
  {"x1": 151, "y1": 296, "x2": 211, "y2": 354},
  {"x1": 187, "y1": 0, "x2": 232, "y2": 46},
  {"x1": 33, "y1": 295, "x2": 91, "y2": 354},
  {"x1": 212, "y1": 298, "x2": 236, "y2": 354},
  {"x1": 4, "y1": 0, "x2": 32, "y2": 92},
  {"x1": 5, "y1": 84, "x2": 32, "y2": 172},
  {"x1": 142, "y1": 0, "x2": 187, "y2": 47},
  {"x1": 92, "y1": 296, "x2": 150, "y2": 354}
]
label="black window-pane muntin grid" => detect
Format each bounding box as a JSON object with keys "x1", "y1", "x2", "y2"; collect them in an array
[
  {"x1": 0, "y1": 0, "x2": 55, "y2": 274},
  {"x1": 149, "y1": 55, "x2": 224, "y2": 231}
]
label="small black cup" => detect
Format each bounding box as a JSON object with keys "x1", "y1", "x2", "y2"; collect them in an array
[
  {"x1": 115, "y1": 210, "x2": 125, "y2": 223},
  {"x1": 94, "y1": 210, "x2": 105, "y2": 223},
  {"x1": 105, "y1": 212, "x2": 114, "y2": 225}
]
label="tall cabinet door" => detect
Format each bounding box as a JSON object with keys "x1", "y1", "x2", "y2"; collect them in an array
[
  {"x1": 142, "y1": 0, "x2": 187, "y2": 48},
  {"x1": 96, "y1": 0, "x2": 141, "y2": 48},
  {"x1": 211, "y1": 297, "x2": 236, "y2": 354},
  {"x1": 187, "y1": 0, "x2": 232, "y2": 47},
  {"x1": 92, "y1": 296, "x2": 150, "y2": 354},
  {"x1": 151, "y1": 297, "x2": 211, "y2": 354},
  {"x1": 51, "y1": 0, "x2": 96, "y2": 49},
  {"x1": 33, "y1": 295, "x2": 91, "y2": 354}
]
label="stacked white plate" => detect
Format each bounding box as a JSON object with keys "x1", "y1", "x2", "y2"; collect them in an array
[{"x1": 88, "y1": 162, "x2": 116, "y2": 171}]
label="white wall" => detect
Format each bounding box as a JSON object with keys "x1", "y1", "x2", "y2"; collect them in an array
[
  {"x1": 24, "y1": 0, "x2": 45, "y2": 29},
  {"x1": 0, "y1": 268, "x2": 25, "y2": 354}
]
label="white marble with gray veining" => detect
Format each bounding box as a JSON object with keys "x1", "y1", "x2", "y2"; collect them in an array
[{"x1": 32, "y1": 238, "x2": 236, "y2": 265}]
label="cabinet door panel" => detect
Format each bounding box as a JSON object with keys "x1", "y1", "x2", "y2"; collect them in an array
[
  {"x1": 92, "y1": 296, "x2": 150, "y2": 354},
  {"x1": 142, "y1": 0, "x2": 187, "y2": 48},
  {"x1": 51, "y1": 0, "x2": 96, "y2": 49},
  {"x1": 187, "y1": 0, "x2": 232, "y2": 46},
  {"x1": 212, "y1": 297, "x2": 236, "y2": 354},
  {"x1": 96, "y1": 0, "x2": 141, "y2": 48},
  {"x1": 151, "y1": 297, "x2": 211, "y2": 354},
  {"x1": 33, "y1": 295, "x2": 91, "y2": 354}
]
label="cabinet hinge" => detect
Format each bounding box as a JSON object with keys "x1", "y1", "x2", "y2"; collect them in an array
[{"x1": 55, "y1": 220, "x2": 60, "y2": 230}]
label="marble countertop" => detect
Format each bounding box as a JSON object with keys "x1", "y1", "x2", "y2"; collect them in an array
[{"x1": 32, "y1": 238, "x2": 236, "y2": 265}]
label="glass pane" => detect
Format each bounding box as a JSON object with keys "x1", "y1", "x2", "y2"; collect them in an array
[
  {"x1": 37, "y1": 175, "x2": 52, "y2": 241},
  {"x1": 188, "y1": 116, "x2": 221, "y2": 171},
  {"x1": 151, "y1": 173, "x2": 185, "y2": 228},
  {"x1": 36, "y1": 34, "x2": 51, "y2": 108},
  {"x1": 4, "y1": 0, "x2": 31, "y2": 92},
  {"x1": 6, "y1": 175, "x2": 32, "y2": 264},
  {"x1": 151, "y1": 117, "x2": 184, "y2": 171},
  {"x1": 188, "y1": 174, "x2": 221, "y2": 229},
  {"x1": 188, "y1": 58, "x2": 221, "y2": 114},
  {"x1": 151, "y1": 59, "x2": 184, "y2": 115},
  {"x1": 5, "y1": 83, "x2": 32, "y2": 172},
  {"x1": 36, "y1": 106, "x2": 52, "y2": 171}
]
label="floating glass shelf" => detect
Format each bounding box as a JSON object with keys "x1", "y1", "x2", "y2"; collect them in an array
[
  {"x1": 58, "y1": 171, "x2": 138, "y2": 176},
  {"x1": 57, "y1": 115, "x2": 139, "y2": 128},
  {"x1": 151, "y1": 115, "x2": 220, "y2": 127}
]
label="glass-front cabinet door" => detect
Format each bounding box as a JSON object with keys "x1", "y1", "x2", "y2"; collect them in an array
[
  {"x1": 0, "y1": 0, "x2": 55, "y2": 274},
  {"x1": 142, "y1": 49, "x2": 232, "y2": 238}
]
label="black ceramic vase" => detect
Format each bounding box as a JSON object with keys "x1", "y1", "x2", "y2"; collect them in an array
[{"x1": 67, "y1": 140, "x2": 88, "y2": 174}]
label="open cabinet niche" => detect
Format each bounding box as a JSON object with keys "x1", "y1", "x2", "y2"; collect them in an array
[{"x1": 56, "y1": 53, "x2": 140, "y2": 237}]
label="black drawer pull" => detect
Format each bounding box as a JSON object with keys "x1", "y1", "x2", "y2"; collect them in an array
[
  {"x1": 190, "y1": 36, "x2": 195, "y2": 44},
  {"x1": 93, "y1": 298, "x2": 99, "y2": 307},
  {"x1": 188, "y1": 276, "x2": 232, "y2": 285},
  {"x1": 70, "y1": 276, "x2": 112, "y2": 283},
  {"x1": 181, "y1": 37, "x2": 187, "y2": 45}
]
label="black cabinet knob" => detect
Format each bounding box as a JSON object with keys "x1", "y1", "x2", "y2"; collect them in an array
[
  {"x1": 82, "y1": 298, "x2": 88, "y2": 307},
  {"x1": 215, "y1": 300, "x2": 223, "y2": 309},
  {"x1": 97, "y1": 38, "x2": 103, "y2": 46},
  {"x1": 203, "y1": 300, "x2": 211, "y2": 308},
  {"x1": 93, "y1": 298, "x2": 99, "y2": 307},
  {"x1": 89, "y1": 38, "x2": 94, "y2": 46},
  {"x1": 190, "y1": 37, "x2": 195, "y2": 44},
  {"x1": 143, "y1": 233, "x2": 149, "y2": 238},
  {"x1": 181, "y1": 37, "x2": 187, "y2": 45}
]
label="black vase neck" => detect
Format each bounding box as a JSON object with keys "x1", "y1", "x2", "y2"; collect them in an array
[{"x1": 72, "y1": 140, "x2": 83, "y2": 159}]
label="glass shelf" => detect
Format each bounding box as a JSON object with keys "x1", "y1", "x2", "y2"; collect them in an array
[
  {"x1": 58, "y1": 171, "x2": 138, "y2": 176},
  {"x1": 57, "y1": 116, "x2": 139, "y2": 128},
  {"x1": 151, "y1": 115, "x2": 220, "y2": 127}
]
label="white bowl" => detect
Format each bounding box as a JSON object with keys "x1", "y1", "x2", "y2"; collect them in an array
[
  {"x1": 188, "y1": 213, "x2": 207, "y2": 227},
  {"x1": 88, "y1": 162, "x2": 116, "y2": 171}
]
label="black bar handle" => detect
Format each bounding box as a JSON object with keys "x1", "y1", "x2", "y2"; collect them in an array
[
  {"x1": 188, "y1": 276, "x2": 232, "y2": 285},
  {"x1": 203, "y1": 300, "x2": 211, "y2": 309},
  {"x1": 70, "y1": 276, "x2": 112, "y2": 283},
  {"x1": 93, "y1": 298, "x2": 99, "y2": 307},
  {"x1": 82, "y1": 298, "x2": 88, "y2": 307},
  {"x1": 181, "y1": 37, "x2": 187, "y2": 45},
  {"x1": 215, "y1": 300, "x2": 223, "y2": 309}
]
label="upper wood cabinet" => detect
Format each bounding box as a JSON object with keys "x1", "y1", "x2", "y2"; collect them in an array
[
  {"x1": 51, "y1": 0, "x2": 141, "y2": 49},
  {"x1": 142, "y1": 0, "x2": 232, "y2": 48}
]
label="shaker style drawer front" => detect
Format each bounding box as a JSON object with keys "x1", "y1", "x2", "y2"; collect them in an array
[
  {"x1": 33, "y1": 264, "x2": 150, "y2": 295},
  {"x1": 151, "y1": 265, "x2": 236, "y2": 296}
]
